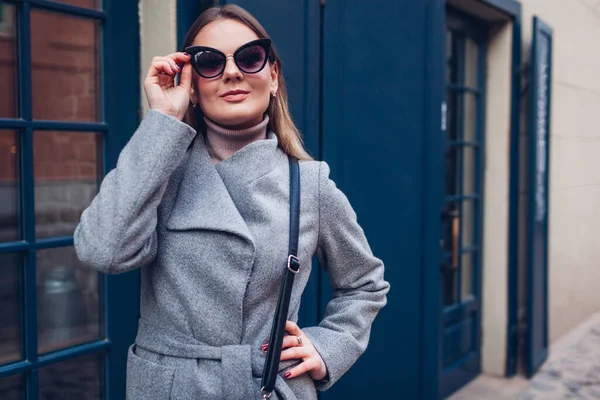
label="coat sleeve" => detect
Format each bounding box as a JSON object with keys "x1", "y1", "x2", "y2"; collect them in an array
[
  {"x1": 74, "y1": 110, "x2": 196, "y2": 274},
  {"x1": 302, "y1": 161, "x2": 390, "y2": 391}
]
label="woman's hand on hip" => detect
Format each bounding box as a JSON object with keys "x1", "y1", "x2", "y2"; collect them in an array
[
  {"x1": 274, "y1": 321, "x2": 327, "y2": 381},
  {"x1": 144, "y1": 52, "x2": 192, "y2": 121}
]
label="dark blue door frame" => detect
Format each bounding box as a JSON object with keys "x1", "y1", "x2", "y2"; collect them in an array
[
  {"x1": 439, "y1": 9, "x2": 488, "y2": 397},
  {"x1": 474, "y1": 0, "x2": 523, "y2": 379},
  {"x1": 446, "y1": 0, "x2": 522, "y2": 381},
  {"x1": 456, "y1": 0, "x2": 522, "y2": 380},
  {"x1": 421, "y1": 0, "x2": 445, "y2": 399},
  {"x1": 430, "y1": 1, "x2": 522, "y2": 398},
  {"x1": 442, "y1": 0, "x2": 523, "y2": 384},
  {"x1": 103, "y1": 0, "x2": 141, "y2": 397},
  {"x1": 424, "y1": 1, "x2": 524, "y2": 397}
]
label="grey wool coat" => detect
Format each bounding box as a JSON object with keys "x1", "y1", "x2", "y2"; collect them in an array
[{"x1": 74, "y1": 110, "x2": 390, "y2": 400}]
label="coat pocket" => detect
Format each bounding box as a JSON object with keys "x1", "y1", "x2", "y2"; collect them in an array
[{"x1": 126, "y1": 344, "x2": 176, "y2": 400}]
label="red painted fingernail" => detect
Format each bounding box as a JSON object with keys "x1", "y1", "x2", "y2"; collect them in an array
[
  {"x1": 184, "y1": 52, "x2": 191, "y2": 57},
  {"x1": 261, "y1": 344, "x2": 268, "y2": 352},
  {"x1": 284, "y1": 372, "x2": 291, "y2": 379}
]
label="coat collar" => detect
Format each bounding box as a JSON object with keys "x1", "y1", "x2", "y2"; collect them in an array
[
  {"x1": 165, "y1": 131, "x2": 283, "y2": 247},
  {"x1": 215, "y1": 131, "x2": 284, "y2": 187}
]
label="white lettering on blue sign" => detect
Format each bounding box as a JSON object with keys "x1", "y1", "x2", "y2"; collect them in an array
[
  {"x1": 535, "y1": 42, "x2": 548, "y2": 222},
  {"x1": 441, "y1": 102, "x2": 447, "y2": 132}
]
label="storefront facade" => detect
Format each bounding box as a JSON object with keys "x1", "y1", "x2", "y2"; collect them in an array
[
  {"x1": 0, "y1": 0, "x2": 140, "y2": 398},
  {"x1": 4, "y1": 0, "x2": 600, "y2": 398}
]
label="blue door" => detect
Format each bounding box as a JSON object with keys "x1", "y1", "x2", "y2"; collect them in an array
[
  {"x1": 440, "y1": 9, "x2": 487, "y2": 398},
  {"x1": 526, "y1": 16, "x2": 553, "y2": 378},
  {"x1": 0, "y1": 0, "x2": 139, "y2": 398}
]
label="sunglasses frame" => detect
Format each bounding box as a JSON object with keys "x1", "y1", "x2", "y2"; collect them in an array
[{"x1": 184, "y1": 38, "x2": 274, "y2": 78}]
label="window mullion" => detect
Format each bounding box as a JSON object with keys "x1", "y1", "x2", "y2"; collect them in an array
[
  {"x1": 457, "y1": 36, "x2": 466, "y2": 304},
  {"x1": 18, "y1": 2, "x2": 40, "y2": 399}
]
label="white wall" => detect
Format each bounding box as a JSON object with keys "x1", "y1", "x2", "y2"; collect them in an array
[
  {"x1": 481, "y1": 21, "x2": 513, "y2": 377},
  {"x1": 139, "y1": 0, "x2": 178, "y2": 115},
  {"x1": 519, "y1": 0, "x2": 600, "y2": 344}
]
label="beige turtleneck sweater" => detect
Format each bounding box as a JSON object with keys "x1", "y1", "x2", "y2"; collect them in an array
[{"x1": 203, "y1": 115, "x2": 270, "y2": 164}]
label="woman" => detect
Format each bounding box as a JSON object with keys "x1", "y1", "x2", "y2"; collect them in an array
[{"x1": 75, "y1": 5, "x2": 389, "y2": 399}]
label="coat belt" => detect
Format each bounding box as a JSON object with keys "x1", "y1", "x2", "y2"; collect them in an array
[{"x1": 134, "y1": 319, "x2": 297, "y2": 400}]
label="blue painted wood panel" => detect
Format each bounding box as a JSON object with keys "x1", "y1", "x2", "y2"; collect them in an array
[
  {"x1": 526, "y1": 15, "x2": 553, "y2": 378},
  {"x1": 320, "y1": 1, "x2": 435, "y2": 398},
  {"x1": 102, "y1": 0, "x2": 143, "y2": 397}
]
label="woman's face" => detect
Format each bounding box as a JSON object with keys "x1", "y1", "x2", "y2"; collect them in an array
[{"x1": 190, "y1": 19, "x2": 278, "y2": 129}]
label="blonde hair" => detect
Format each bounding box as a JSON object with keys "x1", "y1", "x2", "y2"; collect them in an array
[{"x1": 182, "y1": 5, "x2": 313, "y2": 161}]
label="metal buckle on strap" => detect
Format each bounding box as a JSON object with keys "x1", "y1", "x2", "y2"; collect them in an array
[
  {"x1": 260, "y1": 387, "x2": 272, "y2": 399},
  {"x1": 287, "y1": 255, "x2": 300, "y2": 274}
]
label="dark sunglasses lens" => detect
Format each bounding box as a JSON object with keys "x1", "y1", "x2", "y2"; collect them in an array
[
  {"x1": 194, "y1": 51, "x2": 225, "y2": 77},
  {"x1": 236, "y1": 45, "x2": 267, "y2": 73}
]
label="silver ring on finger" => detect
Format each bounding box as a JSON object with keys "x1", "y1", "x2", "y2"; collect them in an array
[{"x1": 296, "y1": 336, "x2": 303, "y2": 347}]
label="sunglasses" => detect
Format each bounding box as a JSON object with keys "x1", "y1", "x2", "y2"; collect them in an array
[{"x1": 184, "y1": 38, "x2": 274, "y2": 79}]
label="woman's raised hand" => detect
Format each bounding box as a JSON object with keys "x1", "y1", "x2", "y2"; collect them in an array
[{"x1": 144, "y1": 52, "x2": 193, "y2": 121}]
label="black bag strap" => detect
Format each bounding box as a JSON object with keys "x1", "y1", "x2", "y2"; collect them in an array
[{"x1": 260, "y1": 157, "x2": 301, "y2": 399}]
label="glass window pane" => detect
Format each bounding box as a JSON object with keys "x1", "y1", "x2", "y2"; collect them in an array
[
  {"x1": 445, "y1": 30, "x2": 453, "y2": 84},
  {"x1": 37, "y1": 247, "x2": 102, "y2": 354},
  {"x1": 464, "y1": 37, "x2": 479, "y2": 89},
  {"x1": 444, "y1": 146, "x2": 460, "y2": 196},
  {"x1": 462, "y1": 146, "x2": 476, "y2": 196},
  {"x1": 461, "y1": 199, "x2": 476, "y2": 248},
  {"x1": 0, "y1": 130, "x2": 20, "y2": 242},
  {"x1": 0, "y1": 373, "x2": 25, "y2": 400},
  {"x1": 446, "y1": 90, "x2": 461, "y2": 142},
  {"x1": 50, "y1": 0, "x2": 100, "y2": 9},
  {"x1": 443, "y1": 268, "x2": 458, "y2": 306},
  {"x1": 463, "y1": 92, "x2": 477, "y2": 143},
  {"x1": 0, "y1": 253, "x2": 21, "y2": 364},
  {"x1": 31, "y1": 9, "x2": 101, "y2": 122},
  {"x1": 446, "y1": 31, "x2": 461, "y2": 85},
  {"x1": 39, "y1": 352, "x2": 104, "y2": 400},
  {"x1": 0, "y1": 3, "x2": 18, "y2": 118},
  {"x1": 442, "y1": 202, "x2": 459, "y2": 306},
  {"x1": 34, "y1": 131, "x2": 101, "y2": 238},
  {"x1": 461, "y1": 251, "x2": 473, "y2": 298},
  {"x1": 442, "y1": 203, "x2": 460, "y2": 255}
]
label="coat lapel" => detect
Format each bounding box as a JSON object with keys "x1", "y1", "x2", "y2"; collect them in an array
[
  {"x1": 165, "y1": 134, "x2": 255, "y2": 247},
  {"x1": 215, "y1": 132, "x2": 284, "y2": 189}
]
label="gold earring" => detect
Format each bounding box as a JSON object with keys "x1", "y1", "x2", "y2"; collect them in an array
[{"x1": 270, "y1": 89, "x2": 277, "y2": 98}]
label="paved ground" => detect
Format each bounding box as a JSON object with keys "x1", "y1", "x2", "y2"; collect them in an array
[
  {"x1": 448, "y1": 375, "x2": 530, "y2": 400},
  {"x1": 519, "y1": 322, "x2": 600, "y2": 399},
  {"x1": 449, "y1": 312, "x2": 600, "y2": 400}
]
